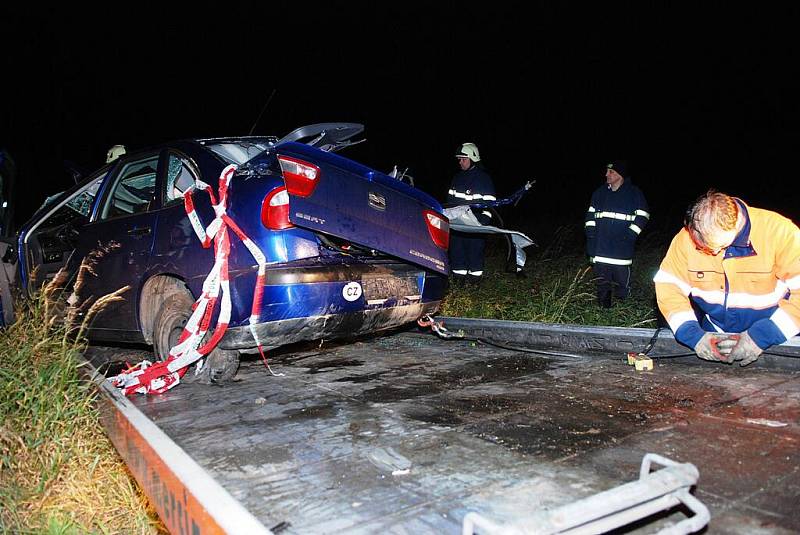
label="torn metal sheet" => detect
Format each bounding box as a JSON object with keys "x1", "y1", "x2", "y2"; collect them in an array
[{"x1": 443, "y1": 205, "x2": 535, "y2": 270}]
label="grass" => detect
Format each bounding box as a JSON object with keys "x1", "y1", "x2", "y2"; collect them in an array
[
  {"x1": 0, "y1": 275, "x2": 164, "y2": 534},
  {"x1": 441, "y1": 223, "x2": 667, "y2": 329}
]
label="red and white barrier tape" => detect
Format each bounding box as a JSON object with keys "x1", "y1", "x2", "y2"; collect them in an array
[{"x1": 111, "y1": 164, "x2": 282, "y2": 396}]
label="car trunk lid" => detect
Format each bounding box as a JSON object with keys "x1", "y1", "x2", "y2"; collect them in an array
[{"x1": 266, "y1": 142, "x2": 449, "y2": 274}]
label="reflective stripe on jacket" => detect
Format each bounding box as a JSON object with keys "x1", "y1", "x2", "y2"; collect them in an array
[
  {"x1": 584, "y1": 180, "x2": 649, "y2": 264},
  {"x1": 448, "y1": 165, "x2": 496, "y2": 224},
  {"x1": 654, "y1": 201, "x2": 800, "y2": 350},
  {"x1": 448, "y1": 166, "x2": 496, "y2": 205}
]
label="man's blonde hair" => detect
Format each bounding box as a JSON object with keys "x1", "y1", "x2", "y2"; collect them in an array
[{"x1": 684, "y1": 190, "x2": 739, "y2": 250}]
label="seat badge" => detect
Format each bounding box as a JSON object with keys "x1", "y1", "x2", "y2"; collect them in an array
[
  {"x1": 343, "y1": 282, "x2": 363, "y2": 302},
  {"x1": 368, "y1": 192, "x2": 386, "y2": 211}
]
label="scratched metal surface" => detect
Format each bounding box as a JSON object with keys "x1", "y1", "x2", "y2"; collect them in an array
[{"x1": 92, "y1": 330, "x2": 800, "y2": 534}]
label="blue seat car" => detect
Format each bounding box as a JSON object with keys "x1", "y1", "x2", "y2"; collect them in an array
[{"x1": 18, "y1": 124, "x2": 450, "y2": 381}]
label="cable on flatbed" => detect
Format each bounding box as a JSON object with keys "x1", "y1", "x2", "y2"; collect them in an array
[{"x1": 418, "y1": 314, "x2": 586, "y2": 360}]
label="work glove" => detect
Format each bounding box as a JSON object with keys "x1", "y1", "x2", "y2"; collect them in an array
[
  {"x1": 694, "y1": 333, "x2": 738, "y2": 362},
  {"x1": 727, "y1": 331, "x2": 764, "y2": 367},
  {"x1": 714, "y1": 334, "x2": 740, "y2": 361}
]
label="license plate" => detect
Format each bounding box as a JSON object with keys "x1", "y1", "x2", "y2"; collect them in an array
[{"x1": 362, "y1": 275, "x2": 420, "y2": 301}]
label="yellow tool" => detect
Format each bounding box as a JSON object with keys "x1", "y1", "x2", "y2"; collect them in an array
[{"x1": 626, "y1": 352, "x2": 654, "y2": 371}]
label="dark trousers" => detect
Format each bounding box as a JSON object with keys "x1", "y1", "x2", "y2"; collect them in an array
[
  {"x1": 450, "y1": 232, "x2": 486, "y2": 279},
  {"x1": 593, "y1": 262, "x2": 631, "y2": 307}
]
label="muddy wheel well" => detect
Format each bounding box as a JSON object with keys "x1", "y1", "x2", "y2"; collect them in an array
[{"x1": 139, "y1": 275, "x2": 193, "y2": 344}]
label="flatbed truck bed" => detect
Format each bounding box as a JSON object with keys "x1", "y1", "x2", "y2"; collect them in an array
[{"x1": 86, "y1": 319, "x2": 800, "y2": 534}]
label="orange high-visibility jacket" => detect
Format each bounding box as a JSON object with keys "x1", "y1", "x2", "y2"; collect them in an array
[{"x1": 654, "y1": 201, "x2": 800, "y2": 350}]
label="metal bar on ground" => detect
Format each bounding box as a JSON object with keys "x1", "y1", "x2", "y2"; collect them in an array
[{"x1": 462, "y1": 453, "x2": 708, "y2": 535}]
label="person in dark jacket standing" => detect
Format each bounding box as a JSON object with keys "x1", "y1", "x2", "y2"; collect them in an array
[
  {"x1": 447, "y1": 143, "x2": 496, "y2": 285},
  {"x1": 584, "y1": 160, "x2": 650, "y2": 307}
]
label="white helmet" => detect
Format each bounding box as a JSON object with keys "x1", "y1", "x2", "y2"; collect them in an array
[
  {"x1": 106, "y1": 144, "x2": 126, "y2": 163},
  {"x1": 455, "y1": 142, "x2": 480, "y2": 163}
]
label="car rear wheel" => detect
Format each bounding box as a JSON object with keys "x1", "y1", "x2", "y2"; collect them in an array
[{"x1": 152, "y1": 292, "x2": 240, "y2": 384}]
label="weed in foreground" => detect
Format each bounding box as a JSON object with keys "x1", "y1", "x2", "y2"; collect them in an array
[{"x1": 0, "y1": 270, "x2": 163, "y2": 534}]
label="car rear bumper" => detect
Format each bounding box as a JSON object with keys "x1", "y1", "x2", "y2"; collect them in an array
[
  {"x1": 220, "y1": 258, "x2": 447, "y2": 325},
  {"x1": 219, "y1": 301, "x2": 440, "y2": 351}
]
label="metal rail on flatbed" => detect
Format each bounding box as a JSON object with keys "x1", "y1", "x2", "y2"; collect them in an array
[
  {"x1": 439, "y1": 316, "x2": 800, "y2": 369},
  {"x1": 92, "y1": 371, "x2": 271, "y2": 535},
  {"x1": 85, "y1": 318, "x2": 800, "y2": 534}
]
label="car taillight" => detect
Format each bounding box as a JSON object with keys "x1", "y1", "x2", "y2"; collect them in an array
[
  {"x1": 423, "y1": 210, "x2": 449, "y2": 249},
  {"x1": 278, "y1": 155, "x2": 320, "y2": 197},
  {"x1": 261, "y1": 187, "x2": 293, "y2": 230}
]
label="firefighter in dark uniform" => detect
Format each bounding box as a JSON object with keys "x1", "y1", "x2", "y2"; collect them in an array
[
  {"x1": 447, "y1": 143, "x2": 496, "y2": 284},
  {"x1": 584, "y1": 160, "x2": 650, "y2": 307}
]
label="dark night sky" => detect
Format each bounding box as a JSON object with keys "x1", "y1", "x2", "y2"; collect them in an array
[{"x1": 2, "y1": 3, "x2": 799, "y2": 238}]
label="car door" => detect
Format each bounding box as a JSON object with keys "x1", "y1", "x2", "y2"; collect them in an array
[
  {"x1": 18, "y1": 168, "x2": 109, "y2": 290},
  {"x1": 76, "y1": 151, "x2": 161, "y2": 339}
]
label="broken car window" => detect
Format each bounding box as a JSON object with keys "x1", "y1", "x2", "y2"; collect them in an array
[
  {"x1": 205, "y1": 141, "x2": 274, "y2": 165},
  {"x1": 101, "y1": 155, "x2": 158, "y2": 219},
  {"x1": 164, "y1": 153, "x2": 197, "y2": 202}
]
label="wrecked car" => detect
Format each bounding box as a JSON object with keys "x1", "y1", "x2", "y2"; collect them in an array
[{"x1": 18, "y1": 123, "x2": 450, "y2": 380}]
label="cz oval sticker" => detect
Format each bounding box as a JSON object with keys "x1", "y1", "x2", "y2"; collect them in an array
[{"x1": 342, "y1": 282, "x2": 363, "y2": 302}]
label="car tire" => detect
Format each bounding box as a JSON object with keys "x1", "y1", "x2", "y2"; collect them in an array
[{"x1": 152, "y1": 292, "x2": 240, "y2": 384}]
